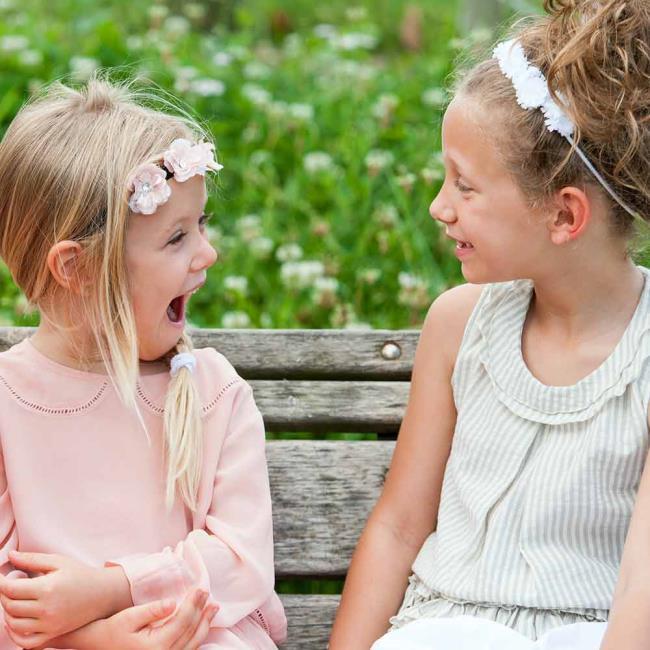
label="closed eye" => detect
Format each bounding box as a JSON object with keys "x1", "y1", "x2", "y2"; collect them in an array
[
  {"x1": 168, "y1": 213, "x2": 212, "y2": 246},
  {"x1": 454, "y1": 178, "x2": 473, "y2": 193}
]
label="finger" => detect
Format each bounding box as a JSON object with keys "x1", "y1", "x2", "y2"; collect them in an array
[
  {"x1": 0, "y1": 593, "x2": 40, "y2": 617},
  {"x1": 182, "y1": 603, "x2": 218, "y2": 650},
  {"x1": 4, "y1": 611, "x2": 42, "y2": 634},
  {"x1": 0, "y1": 575, "x2": 39, "y2": 600},
  {"x1": 8, "y1": 551, "x2": 59, "y2": 574},
  {"x1": 122, "y1": 599, "x2": 177, "y2": 631},
  {"x1": 4, "y1": 624, "x2": 47, "y2": 649},
  {"x1": 163, "y1": 588, "x2": 208, "y2": 647}
]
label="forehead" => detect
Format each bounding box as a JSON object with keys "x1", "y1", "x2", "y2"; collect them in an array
[
  {"x1": 128, "y1": 174, "x2": 208, "y2": 235},
  {"x1": 441, "y1": 96, "x2": 506, "y2": 177}
]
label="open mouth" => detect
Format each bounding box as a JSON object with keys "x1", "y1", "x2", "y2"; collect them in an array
[
  {"x1": 167, "y1": 294, "x2": 187, "y2": 324},
  {"x1": 456, "y1": 240, "x2": 474, "y2": 249}
]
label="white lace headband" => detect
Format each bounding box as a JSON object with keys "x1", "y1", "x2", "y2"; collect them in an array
[{"x1": 493, "y1": 39, "x2": 641, "y2": 222}]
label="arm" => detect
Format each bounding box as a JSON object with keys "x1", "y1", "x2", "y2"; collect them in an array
[
  {"x1": 329, "y1": 283, "x2": 484, "y2": 650},
  {"x1": 107, "y1": 380, "x2": 276, "y2": 628},
  {"x1": 0, "y1": 445, "x2": 30, "y2": 650},
  {"x1": 600, "y1": 438, "x2": 650, "y2": 649}
]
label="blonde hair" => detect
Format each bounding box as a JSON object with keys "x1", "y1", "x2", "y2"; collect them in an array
[
  {"x1": 0, "y1": 75, "x2": 213, "y2": 511},
  {"x1": 455, "y1": 0, "x2": 650, "y2": 239}
]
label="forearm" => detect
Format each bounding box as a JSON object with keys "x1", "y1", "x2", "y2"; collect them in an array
[
  {"x1": 600, "y1": 587, "x2": 650, "y2": 650},
  {"x1": 329, "y1": 514, "x2": 424, "y2": 650},
  {"x1": 34, "y1": 619, "x2": 109, "y2": 650}
]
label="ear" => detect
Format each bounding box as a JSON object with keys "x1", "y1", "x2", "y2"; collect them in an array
[
  {"x1": 547, "y1": 186, "x2": 591, "y2": 245},
  {"x1": 46, "y1": 241, "x2": 86, "y2": 293}
]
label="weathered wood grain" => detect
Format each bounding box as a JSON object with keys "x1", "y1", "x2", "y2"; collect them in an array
[
  {"x1": 252, "y1": 380, "x2": 408, "y2": 433},
  {"x1": 0, "y1": 328, "x2": 418, "y2": 379},
  {"x1": 268, "y1": 440, "x2": 395, "y2": 577},
  {"x1": 279, "y1": 594, "x2": 340, "y2": 650}
]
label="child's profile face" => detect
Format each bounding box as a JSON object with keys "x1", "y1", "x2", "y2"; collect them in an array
[
  {"x1": 430, "y1": 96, "x2": 550, "y2": 284},
  {"x1": 125, "y1": 174, "x2": 217, "y2": 361}
]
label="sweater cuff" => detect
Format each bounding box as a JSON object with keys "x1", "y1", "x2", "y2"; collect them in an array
[{"x1": 106, "y1": 552, "x2": 192, "y2": 606}]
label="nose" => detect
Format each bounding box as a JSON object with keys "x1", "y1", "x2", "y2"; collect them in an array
[
  {"x1": 429, "y1": 193, "x2": 456, "y2": 224},
  {"x1": 192, "y1": 237, "x2": 218, "y2": 272}
]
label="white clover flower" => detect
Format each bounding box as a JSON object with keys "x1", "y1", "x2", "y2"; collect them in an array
[
  {"x1": 289, "y1": 103, "x2": 314, "y2": 121},
  {"x1": 18, "y1": 49, "x2": 42, "y2": 66},
  {"x1": 314, "y1": 24, "x2": 337, "y2": 40},
  {"x1": 0, "y1": 34, "x2": 28, "y2": 52},
  {"x1": 333, "y1": 32, "x2": 377, "y2": 51},
  {"x1": 250, "y1": 236, "x2": 274, "y2": 260},
  {"x1": 222, "y1": 311, "x2": 251, "y2": 328},
  {"x1": 244, "y1": 61, "x2": 271, "y2": 80},
  {"x1": 236, "y1": 214, "x2": 262, "y2": 241},
  {"x1": 224, "y1": 275, "x2": 248, "y2": 294},
  {"x1": 126, "y1": 36, "x2": 144, "y2": 50},
  {"x1": 373, "y1": 204, "x2": 399, "y2": 228},
  {"x1": 421, "y1": 87, "x2": 447, "y2": 108},
  {"x1": 344, "y1": 321, "x2": 373, "y2": 330},
  {"x1": 206, "y1": 225, "x2": 222, "y2": 245},
  {"x1": 313, "y1": 276, "x2": 339, "y2": 301},
  {"x1": 336, "y1": 60, "x2": 377, "y2": 81},
  {"x1": 398, "y1": 273, "x2": 430, "y2": 309},
  {"x1": 250, "y1": 149, "x2": 271, "y2": 166},
  {"x1": 365, "y1": 149, "x2": 394, "y2": 175},
  {"x1": 281, "y1": 261, "x2": 325, "y2": 290},
  {"x1": 283, "y1": 34, "x2": 302, "y2": 56},
  {"x1": 163, "y1": 15, "x2": 191, "y2": 38},
  {"x1": 265, "y1": 101, "x2": 289, "y2": 120},
  {"x1": 260, "y1": 313, "x2": 273, "y2": 328},
  {"x1": 397, "y1": 172, "x2": 417, "y2": 193},
  {"x1": 0, "y1": 0, "x2": 15, "y2": 10},
  {"x1": 148, "y1": 5, "x2": 169, "y2": 22},
  {"x1": 183, "y1": 2, "x2": 206, "y2": 20},
  {"x1": 70, "y1": 56, "x2": 99, "y2": 82},
  {"x1": 212, "y1": 52, "x2": 233, "y2": 67},
  {"x1": 372, "y1": 94, "x2": 399, "y2": 121},
  {"x1": 189, "y1": 78, "x2": 225, "y2": 97},
  {"x1": 303, "y1": 152, "x2": 334, "y2": 174},
  {"x1": 276, "y1": 243, "x2": 303, "y2": 263},
  {"x1": 357, "y1": 268, "x2": 381, "y2": 285},
  {"x1": 241, "y1": 83, "x2": 272, "y2": 106},
  {"x1": 345, "y1": 6, "x2": 368, "y2": 21},
  {"x1": 420, "y1": 166, "x2": 444, "y2": 185}
]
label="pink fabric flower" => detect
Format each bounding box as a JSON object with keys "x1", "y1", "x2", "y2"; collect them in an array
[
  {"x1": 127, "y1": 164, "x2": 172, "y2": 215},
  {"x1": 163, "y1": 138, "x2": 224, "y2": 182}
]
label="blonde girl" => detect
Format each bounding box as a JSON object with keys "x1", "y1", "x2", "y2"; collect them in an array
[
  {"x1": 0, "y1": 77, "x2": 286, "y2": 649},
  {"x1": 330, "y1": 1, "x2": 650, "y2": 648}
]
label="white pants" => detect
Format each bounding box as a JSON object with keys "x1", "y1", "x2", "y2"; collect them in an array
[{"x1": 371, "y1": 616, "x2": 608, "y2": 650}]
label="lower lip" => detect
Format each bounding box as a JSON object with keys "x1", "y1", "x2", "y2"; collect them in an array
[{"x1": 454, "y1": 243, "x2": 474, "y2": 259}]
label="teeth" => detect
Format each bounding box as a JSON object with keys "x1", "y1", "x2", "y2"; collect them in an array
[{"x1": 456, "y1": 241, "x2": 473, "y2": 249}]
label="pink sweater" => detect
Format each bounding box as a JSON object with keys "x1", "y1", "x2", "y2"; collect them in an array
[{"x1": 0, "y1": 339, "x2": 287, "y2": 649}]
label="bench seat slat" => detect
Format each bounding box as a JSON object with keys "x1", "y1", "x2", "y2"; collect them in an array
[
  {"x1": 253, "y1": 380, "x2": 408, "y2": 433},
  {"x1": 268, "y1": 440, "x2": 395, "y2": 577},
  {"x1": 279, "y1": 594, "x2": 340, "y2": 650},
  {"x1": 0, "y1": 328, "x2": 418, "y2": 380}
]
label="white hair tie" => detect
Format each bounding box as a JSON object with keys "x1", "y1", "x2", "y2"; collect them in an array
[
  {"x1": 493, "y1": 38, "x2": 641, "y2": 222},
  {"x1": 170, "y1": 352, "x2": 196, "y2": 377}
]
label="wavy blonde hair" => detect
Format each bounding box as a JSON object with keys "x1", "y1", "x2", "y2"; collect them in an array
[
  {"x1": 456, "y1": 0, "x2": 650, "y2": 240},
  {"x1": 0, "y1": 75, "x2": 213, "y2": 511}
]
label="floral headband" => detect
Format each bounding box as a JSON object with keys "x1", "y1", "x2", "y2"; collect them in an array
[
  {"x1": 127, "y1": 138, "x2": 223, "y2": 215},
  {"x1": 493, "y1": 39, "x2": 641, "y2": 222}
]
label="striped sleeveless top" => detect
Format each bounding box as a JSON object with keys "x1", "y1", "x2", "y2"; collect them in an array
[{"x1": 391, "y1": 266, "x2": 650, "y2": 640}]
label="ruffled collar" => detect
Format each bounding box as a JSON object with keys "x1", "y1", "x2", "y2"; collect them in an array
[{"x1": 480, "y1": 266, "x2": 650, "y2": 424}]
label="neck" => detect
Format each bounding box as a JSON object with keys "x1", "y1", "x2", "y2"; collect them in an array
[{"x1": 529, "y1": 254, "x2": 643, "y2": 339}]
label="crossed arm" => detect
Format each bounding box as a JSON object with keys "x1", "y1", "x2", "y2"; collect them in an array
[{"x1": 0, "y1": 382, "x2": 275, "y2": 649}]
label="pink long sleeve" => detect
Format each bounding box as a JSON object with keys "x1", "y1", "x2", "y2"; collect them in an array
[
  {"x1": 107, "y1": 381, "x2": 277, "y2": 628},
  {"x1": 0, "y1": 450, "x2": 26, "y2": 650}
]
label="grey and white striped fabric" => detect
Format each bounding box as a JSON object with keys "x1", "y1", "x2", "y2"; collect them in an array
[{"x1": 390, "y1": 266, "x2": 650, "y2": 640}]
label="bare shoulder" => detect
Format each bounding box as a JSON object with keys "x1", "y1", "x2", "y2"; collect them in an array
[{"x1": 418, "y1": 282, "x2": 485, "y2": 370}]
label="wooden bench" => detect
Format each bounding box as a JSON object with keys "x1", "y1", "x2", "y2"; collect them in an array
[{"x1": 0, "y1": 327, "x2": 419, "y2": 650}]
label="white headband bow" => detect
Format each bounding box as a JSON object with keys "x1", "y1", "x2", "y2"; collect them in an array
[{"x1": 493, "y1": 39, "x2": 640, "y2": 222}]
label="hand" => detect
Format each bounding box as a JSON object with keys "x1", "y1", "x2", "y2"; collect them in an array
[
  {"x1": 100, "y1": 588, "x2": 216, "y2": 650},
  {"x1": 0, "y1": 551, "x2": 121, "y2": 647}
]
